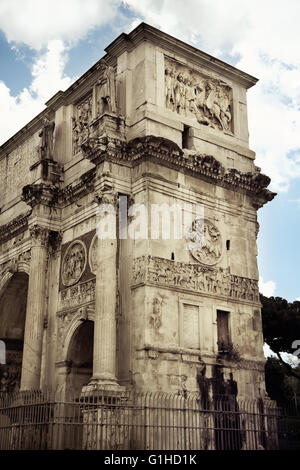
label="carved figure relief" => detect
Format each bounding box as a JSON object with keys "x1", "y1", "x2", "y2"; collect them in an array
[
  {"x1": 72, "y1": 95, "x2": 93, "y2": 155},
  {"x1": 39, "y1": 116, "x2": 55, "y2": 160},
  {"x1": 150, "y1": 297, "x2": 162, "y2": 329},
  {"x1": 187, "y1": 219, "x2": 222, "y2": 266},
  {"x1": 95, "y1": 65, "x2": 117, "y2": 116},
  {"x1": 132, "y1": 256, "x2": 259, "y2": 303},
  {"x1": 61, "y1": 240, "x2": 87, "y2": 287},
  {"x1": 60, "y1": 279, "x2": 96, "y2": 310},
  {"x1": 165, "y1": 59, "x2": 232, "y2": 133},
  {"x1": 89, "y1": 234, "x2": 97, "y2": 275}
]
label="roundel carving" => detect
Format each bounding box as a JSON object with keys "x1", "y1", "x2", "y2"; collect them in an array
[
  {"x1": 187, "y1": 219, "x2": 222, "y2": 266},
  {"x1": 61, "y1": 240, "x2": 87, "y2": 287},
  {"x1": 89, "y1": 234, "x2": 97, "y2": 275}
]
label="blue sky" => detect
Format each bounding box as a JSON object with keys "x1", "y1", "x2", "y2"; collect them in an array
[{"x1": 0, "y1": 0, "x2": 299, "y2": 303}]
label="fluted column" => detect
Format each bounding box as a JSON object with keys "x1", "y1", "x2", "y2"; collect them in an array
[
  {"x1": 85, "y1": 190, "x2": 122, "y2": 392},
  {"x1": 20, "y1": 225, "x2": 49, "y2": 390}
]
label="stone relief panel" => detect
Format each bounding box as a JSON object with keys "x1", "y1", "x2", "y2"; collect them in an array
[
  {"x1": 61, "y1": 240, "x2": 87, "y2": 287},
  {"x1": 150, "y1": 297, "x2": 163, "y2": 329},
  {"x1": 132, "y1": 256, "x2": 259, "y2": 303},
  {"x1": 187, "y1": 219, "x2": 222, "y2": 266},
  {"x1": 165, "y1": 58, "x2": 233, "y2": 133},
  {"x1": 72, "y1": 94, "x2": 93, "y2": 155},
  {"x1": 59, "y1": 279, "x2": 96, "y2": 311}
]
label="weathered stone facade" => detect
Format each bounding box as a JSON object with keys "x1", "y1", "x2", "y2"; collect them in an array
[{"x1": 0, "y1": 23, "x2": 275, "y2": 402}]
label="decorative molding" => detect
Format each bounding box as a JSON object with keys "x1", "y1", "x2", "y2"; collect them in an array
[
  {"x1": 132, "y1": 255, "x2": 259, "y2": 303},
  {"x1": 0, "y1": 210, "x2": 31, "y2": 244},
  {"x1": 61, "y1": 168, "x2": 96, "y2": 204},
  {"x1": 81, "y1": 135, "x2": 276, "y2": 208}
]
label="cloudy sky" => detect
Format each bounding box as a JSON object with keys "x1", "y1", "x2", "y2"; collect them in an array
[{"x1": 0, "y1": 0, "x2": 299, "y2": 302}]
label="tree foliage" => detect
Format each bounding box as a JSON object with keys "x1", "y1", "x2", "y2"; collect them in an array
[{"x1": 260, "y1": 294, "x2": 300, "y2": 381}]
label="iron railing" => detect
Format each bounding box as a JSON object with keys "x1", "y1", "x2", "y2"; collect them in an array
[{"x1": 0, "y1": 389, "x2": 299, "y2": 450}]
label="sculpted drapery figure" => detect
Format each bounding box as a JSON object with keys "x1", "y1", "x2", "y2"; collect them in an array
[
  {"x1": 164, "y1": 63, "x2": 232, "y2": 132},
  {"x1": 96, "y1": 65, "x2": 117, "y2": 115},
  {"x1": 39, "y1": 116, "x2": 55, "y2": 160}
]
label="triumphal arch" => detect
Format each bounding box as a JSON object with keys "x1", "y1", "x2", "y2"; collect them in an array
[{"x1": 0, "y1": 23, "x2": 275, "y2": 404}]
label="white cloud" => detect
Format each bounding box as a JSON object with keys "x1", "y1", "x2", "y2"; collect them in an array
[
  {"x1": 0, "y1": 0, "x2": 124, "y2": 144},
  {"x1": 0, "y1": 41, "x2": 74, "y2": 143},
  {"x1": 259, "y1": 277, "x2": 276, "y2": 297},
  {"x1": 296, "y1": 298, "x2": 300, "y2": 301},
  {"x1": 0, "y1": 0, "x2": 120, "y2": 50},
  {"x1": 123, "y1": 0, "x2": 300, "y2": 192}
]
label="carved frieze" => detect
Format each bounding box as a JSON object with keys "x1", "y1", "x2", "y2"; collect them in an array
[
  {"x1": 59, "y1": 278, "x2": 96, "y2": 310},
  {"x1": 61, "y1": 240, "x2": 87, "y2": 287},
  {"x1": 165, "y1": 59, "x2": 232, "y2": 133},
  {"x1": 187, "y1": 219, "x2": 222, "y2": 266},
  {"x1": 132, "y1": 256, "x2": 259, "y2": 303}
]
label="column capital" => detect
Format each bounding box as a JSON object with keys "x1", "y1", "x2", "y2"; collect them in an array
[
  {"x1": 29, "y1": 224, "x2": 50, "y2": 247},
  {"x1": 94, "y1": 183, "x2": 119, "y2": 208}
]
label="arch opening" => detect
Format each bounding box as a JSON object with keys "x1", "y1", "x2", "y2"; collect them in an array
[
  {"x1": 0, "y1": 272, "x2": 29, "y2": 393},
  {"x1": 66, "y1": 320, "x2": 94, "y2": 398}
]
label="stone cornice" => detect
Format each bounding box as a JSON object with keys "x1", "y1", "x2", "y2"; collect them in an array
[
  {"x1": 61, "y1": 168, "x2": 96, "y2": 204},
  {"x1": 105, "y1": 22, "x2": 258, "y2": 89},
  {"x1": 82, "y1": 135, "x2": 276, "y2": 208},
  {"x1": 22, "y1": 183, "x2": 61, "y2": 208},
  {"x1": 0, "y1": 210, "x2": 31, "y2": 244}
]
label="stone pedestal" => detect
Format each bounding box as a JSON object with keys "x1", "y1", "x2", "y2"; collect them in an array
[{"x1": 20, "y1": 225, "x2": 49, "y2": 390}]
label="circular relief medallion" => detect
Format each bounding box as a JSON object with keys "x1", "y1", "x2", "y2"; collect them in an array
[
  {"x1": 61, "y1": 240, "x2": 87, "y2": 287},
  {"x1": 187, "y1": 218, "x2": 222, "y2": 266},
  {"x1": 89, "y1": 234, "x2": 97, "y2": 275}
]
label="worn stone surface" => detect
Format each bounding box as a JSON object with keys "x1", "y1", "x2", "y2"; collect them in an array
[{"x1": 0, "y1": 23, "x2": 275, "y2": 401}]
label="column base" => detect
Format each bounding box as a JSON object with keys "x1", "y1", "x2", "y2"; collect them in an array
[{"x1": 81, "y1": 377, "x2": 126, "y2": 397}]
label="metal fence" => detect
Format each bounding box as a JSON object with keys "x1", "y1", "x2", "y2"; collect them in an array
[{"x1": 0, "y1": 389, "x2": 299, "y2": 450}]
